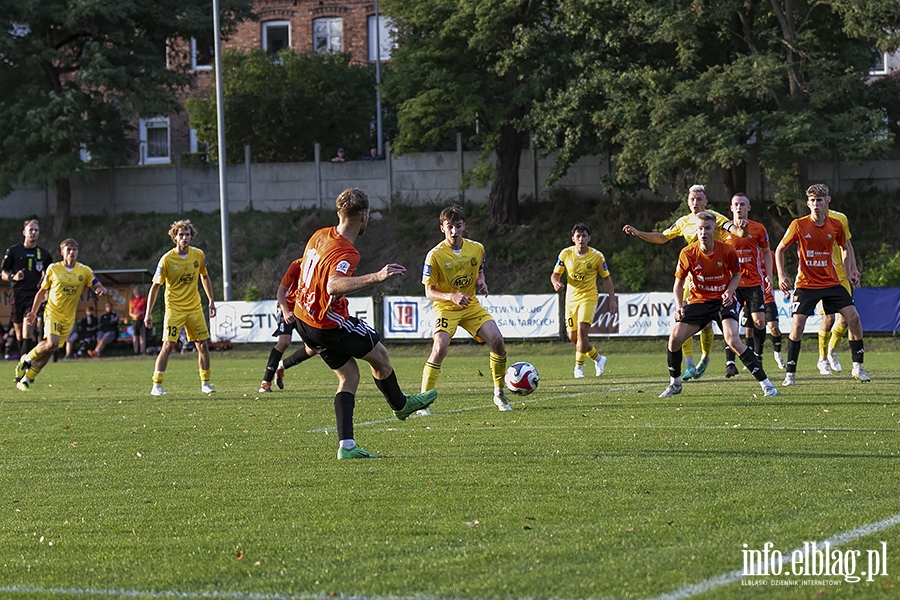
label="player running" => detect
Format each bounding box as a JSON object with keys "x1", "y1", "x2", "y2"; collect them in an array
[
  {"x1": 623, "y1": 184, "x2": 745, "y2": 380},
  {"x1": 659, "y1": 212, "x2": 777, "y2": 398},
  {"x1": 15, "y1": 239, "x2": 106, "y2": 391}
]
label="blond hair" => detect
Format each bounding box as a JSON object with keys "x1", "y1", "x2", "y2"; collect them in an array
[
  {"x1": 695, "y1": 211, "x2": 716, "y2": 224},
  {"x1": 60, "y1": 238, "x2": 79, "y2": 250}
]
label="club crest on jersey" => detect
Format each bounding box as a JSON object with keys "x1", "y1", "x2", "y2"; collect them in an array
[
  {"x1": 194, "y1": 260, "x2": 199, "y2": 268},
  {"x1": 804, "y1": 233, "x2": 812, "y2": 238},
  {"x1": 470, "y1": 257, "x2": 477, "y2": 267}
]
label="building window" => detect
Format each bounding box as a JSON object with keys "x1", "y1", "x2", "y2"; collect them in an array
[
  {"x1": 314, "y1": 17, "x2": 342, "y2": 53},
  {"x1": 262, "y1": 21, "x2": 290, "y2": 54},
  {"x1": 140, "y1": 118, "x2": 170, "y2": 165},
  {"x1": 192, "y1": 37, "x2": 213, "y2": 70},
  {"x1": 189, "y1": 129, "x2": 209, "y2": 156},
  {"x1": 368, "y1": 15, "x2": 394, "y2": 62}
]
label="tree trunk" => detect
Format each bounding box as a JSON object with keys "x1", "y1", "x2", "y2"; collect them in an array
[
  {"x1": 488, "y1": 122, "x2": 524, "y2": 231},
  {"x1": 723, "y1": 162, "x2": 747, "y2": 199},
  {"x1": 793, "y1": 159, "x2": 810, "y2": 215},
  {"x1": 53, "y1": 178, "x2": 71, "y2": 237}
]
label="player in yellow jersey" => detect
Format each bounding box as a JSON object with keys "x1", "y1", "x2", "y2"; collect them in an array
[
  {"x1": 809, "y1": 185, "x2": 859, "y2": 375},
  {"x1": 623, "y1": 184, "x2": 745, "y2": 380},
  {"x1": 15, "y1": 239, "x2": 107, "y2": 391},
  {"x1": 144, "y1": 220, "x2": 217, "y2": 396},
  {"x1": 420, "y1": 205, "x2": 510, "y2": 413},
  {"x1": 551, "y1": 223, "x2": 619, "y2": 378}
]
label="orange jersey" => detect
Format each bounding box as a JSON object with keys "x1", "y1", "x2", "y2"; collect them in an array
[
  {"x1": 723, "y1": 220, "x2": 769, "y2": 288},
  {"x1": 781, "y1": 216, "x2": 846, "y2": 289},
  {"x1": 293, "y1": 227, "x2": 359, "y2": 329},
  {"x1": 676, "y1": 241, "x2": 740, "y2": 304},
  {"x1": 279, "y1": 258, "x2": 303, "y2": 312}
]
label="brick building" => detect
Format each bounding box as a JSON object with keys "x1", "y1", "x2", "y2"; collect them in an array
[{"x1": 136, "y1": 0, "x2": 392, "y2": 166}]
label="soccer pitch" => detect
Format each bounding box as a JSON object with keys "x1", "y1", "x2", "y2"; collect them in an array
[{"x1": 2, "y1": 344, "x2": 898, "y2": 600}]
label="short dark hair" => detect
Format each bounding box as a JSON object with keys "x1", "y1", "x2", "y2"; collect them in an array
[
  {"x1": 335, "y1": 188, "x2": 369, "y2": 218},
  {"x1": 571, "y1": 223, "x2": 590, "y2": 236},
  {"x1": 439, "y1": 205, "x2": 466, "y2": 224}
]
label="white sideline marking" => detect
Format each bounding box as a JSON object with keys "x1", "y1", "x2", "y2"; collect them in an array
[
  {"x1": 3, "y1": 515, "x2": 898, "y2": 600},
  {"x1": 641, "y1": 512, "x2": 900, "y2": 600}
]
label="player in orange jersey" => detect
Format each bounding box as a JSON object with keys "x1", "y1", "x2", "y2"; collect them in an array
[
  {"x1": 722, "y1": 193, "x2": 772, "y2": 377},
  {"x1": 292, "y1": 188, "x2": 436, "y2": 459},
  {"x1": 775, "y1": 186, "x2": 870, "y2": 385},
  {"x1": 659, "y1": 213, "x2": 778, "y2": 398}
]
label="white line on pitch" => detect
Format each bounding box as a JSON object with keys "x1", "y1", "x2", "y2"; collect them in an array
[{"x1": 640, "y1": 512, "x2": 900, "y2": 600}]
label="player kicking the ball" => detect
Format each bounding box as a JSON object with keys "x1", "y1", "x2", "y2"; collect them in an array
[
  {"x1": 293, "y1": 188, "x2": 436, "y2": 459},
  {"x1": 659, "y1": 212, "x2": 778, "y2": 398}
]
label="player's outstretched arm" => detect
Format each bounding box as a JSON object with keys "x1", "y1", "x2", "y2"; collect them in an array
[
  {"x1": 622, "y1": 225, "x2": 669, "y2": 244},
  {"x1": 327, "y1": 263, "x2": 406, "y2": 296}
]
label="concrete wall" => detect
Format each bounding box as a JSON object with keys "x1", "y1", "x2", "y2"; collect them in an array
[{"x1": 4, "y1": 148, "x2": 900, "y2": 219}]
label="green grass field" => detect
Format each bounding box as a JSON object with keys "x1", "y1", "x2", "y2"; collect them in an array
[{"x1": 2, "y1": 342, "x2": 899, "y2": 599}]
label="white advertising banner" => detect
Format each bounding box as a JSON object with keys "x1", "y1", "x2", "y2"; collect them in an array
[
  {"x1": 383, "y1": 294, "x2": 559, "y2": 340},
  {"x1": 210, "y1": 298, "x2": 375, "y2": 343},
  {"x1": 609, "y1": 292, "x2": 821, "y2": 337}
]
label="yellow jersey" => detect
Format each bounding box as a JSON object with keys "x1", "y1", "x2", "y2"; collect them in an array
[
  {"x1": 41, "y1": 262, "x2": 96, "y2": 321},
  {"x1": 662, "y1": 210, "x2": 731, "y2": 244},
  {"x1": 152, "y1": 247, "x2": 208, "y2": 314},
  {"x1": 828, "y1": 209, "x2": 851, "y2": 283},
  {"x1": 422, "y1": 238, "x2": 485, "y2": 312},
  {"x1": 553, "y1": 247, "x2": 610, "y2": 304}
]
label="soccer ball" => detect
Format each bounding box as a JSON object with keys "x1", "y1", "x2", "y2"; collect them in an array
[{"x1": 505, "y1": 361, "x2": 539, "y2": 396}]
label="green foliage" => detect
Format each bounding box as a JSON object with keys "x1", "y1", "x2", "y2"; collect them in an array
[
  {"x1": 0, "y1": 0, "x2": 253, "y2": 196},
  {"x1": 187, "y1": 50, "x2": 378, "y2": 163},
  {"x1": 242, "y1": 284, "x2": 262, "y2": 302},
  {"x1": 862, "y1": 244, "x2": 900, "y2": 287},
  {"x1": 382, "y1": 0, "x2": 557, "y2": 227},
  {"x1": 524, "y1": 0, "x2": 900, "y2": 208}
]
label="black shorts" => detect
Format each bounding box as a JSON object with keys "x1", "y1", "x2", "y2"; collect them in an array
[
  {"x1": 792, "y1": 286, "x2": 854, "y2": 317},
  {"x1": 735, "y1": 286, "x2": 765, "y2": 313},
  {"x1": 678, "y1": 299, "x2": 739, "y2": 328},
  {"x1": 743, "y1": 301, "x2": 780, "y2": 327},
  {"x1": 10, "y1": 290, "x2": 37, "y2": 323},
  {"x1": 271, "y1": 315, "x2": 297, "y2": 338},
  {"x1": 295, "y1": 317, "x2": 380, "y2": 370}
]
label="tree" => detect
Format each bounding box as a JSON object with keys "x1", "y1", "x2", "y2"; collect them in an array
[
  {"x1": 186, "y1": 49, "x2": 377, "y2": 163},
  {"x1": 526, "y1": 0, "x2": 900, "y2": 211},
  {"x1": 0, "y1": 0, "x2": 253, "y2": 234},
  {"x1": 381, "y1": 0, "x2": 553, "y2": 230}
]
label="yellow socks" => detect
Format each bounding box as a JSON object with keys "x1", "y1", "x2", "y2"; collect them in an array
[
  {"x1": 489, "y1": 352, "x2": 507, "y2": 389},
  {"x1": 421, "y1": 361, "x2": 441, "y2": 392}
]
